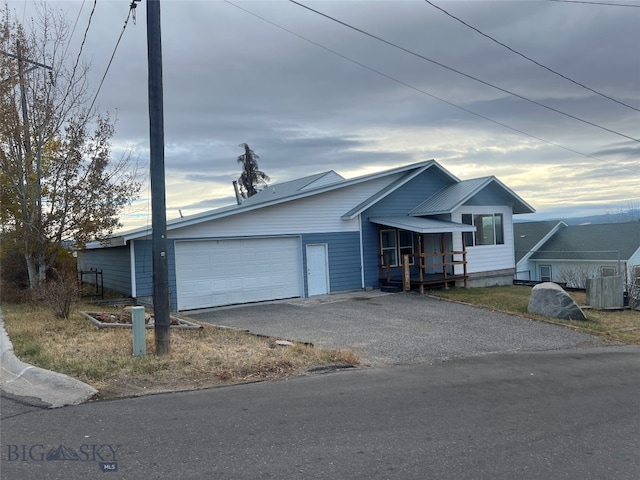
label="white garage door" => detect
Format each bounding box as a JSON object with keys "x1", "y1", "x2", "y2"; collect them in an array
[{"x1": 175, "y1": 237, "x2": 302, "y2": 310}]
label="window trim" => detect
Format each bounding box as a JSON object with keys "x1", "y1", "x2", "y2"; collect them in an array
[
  {"x1": 380, "y1": 229, "x2": 398, "y2": 267},
  {"x1": 540, "y1": 265, "x2": 552, "y2": 282},
  {"x1": 380, "y1": 229, "x2": 415, "y2": 267},
  {"x1": 461, "y1": 213, "x2": 504, "y2": 247},
  {"x1": 398, "y1": 230, "x2": 415, "y2": 266}
]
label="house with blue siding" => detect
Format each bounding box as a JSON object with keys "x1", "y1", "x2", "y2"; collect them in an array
[{"x1": 79, "y1": 160, "x2": 534, "y2": 311}]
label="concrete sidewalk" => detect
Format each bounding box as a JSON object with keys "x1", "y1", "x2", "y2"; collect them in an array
[{"x1": 0, "y1": 308, "x2": 97, "y2": 408}]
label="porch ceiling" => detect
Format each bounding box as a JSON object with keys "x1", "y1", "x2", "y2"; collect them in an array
[{"x1": 369, "y1": 217, "x2": 476, "y2": 233}]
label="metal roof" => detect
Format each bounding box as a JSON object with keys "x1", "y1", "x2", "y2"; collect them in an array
[
  {"x1": 530, "y1": 222, "x2": 640, "y2": 261},
  {"x1": 239, "y1": 171, "x2": 343, "y2": 207},
  {"x1": 513, "y1": 220, "x2": 567, "y2": 263},
  {"x1": 409, "y1": 176, "x2": 535, "y2": 216},
  {"x1": 370, "y1": 217, "x2": 476, "y2": 234},
  {"x1": 92, "y1": 160, "x2": 441, "y2": 245}
]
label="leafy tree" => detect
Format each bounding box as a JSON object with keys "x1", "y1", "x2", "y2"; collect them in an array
[
  {"x1": 236, "y1": 143, "x2": 269, "y2": 199},
  {"x1": 0, "y1": 5, "x2": 140, "y2": 289}
]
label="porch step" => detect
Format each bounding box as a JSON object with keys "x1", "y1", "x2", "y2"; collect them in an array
[
  {"x1": 381, "y1": 285, "x2": 403, "y2": 293},
  {"x1": 380, "y1": 279, "x2": 403, "y2": 293}
]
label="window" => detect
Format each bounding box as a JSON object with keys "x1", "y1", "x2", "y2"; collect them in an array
[
  {"x1": 461, "y1": 213, "x2": 504, "y2": 246},
  {"x1": 398, "y1": 231, "x2": 415, "y2": 265},
  {"x1": 462, "y1": 214, "x2": 474, "y2": 247},
  {"x1": 380, "y1": 229, "x2": 415, "y2": 267},
  {"x1": 600, "y1": 266, "x2": 616, "y2": 277},
  {"x1": 381, "y1": 230, "x2": 397, "y2": 267},
  {"x1": 540, "y1": 265, "x2": 552, "y2": 282}
]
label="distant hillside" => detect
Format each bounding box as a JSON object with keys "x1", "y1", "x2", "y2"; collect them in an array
[
  {"x1": 556, "y1": 209, "x2": 640, "y2": 225},
  {"x1": 516, "y1": 209, "x2": 640, "y2": 225}
]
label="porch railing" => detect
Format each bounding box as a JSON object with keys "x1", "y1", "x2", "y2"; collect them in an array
[{"x1": 378, "y1": 250, "x2": 468, "y2": 291}]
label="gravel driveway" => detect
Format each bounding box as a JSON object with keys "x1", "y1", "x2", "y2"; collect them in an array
[{"x1": 188, "y1": 291, "x2": 601, "y2": 366}]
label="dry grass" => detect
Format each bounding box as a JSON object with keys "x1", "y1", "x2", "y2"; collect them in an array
[
  {"x1": 1, "y1": 302, "x2": 358, "y2": 399},
  {"x1": 428, "y1": 285, "x2": 640, "y2": 345}
]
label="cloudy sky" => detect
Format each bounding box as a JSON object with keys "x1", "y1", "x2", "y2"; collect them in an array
[{"x1": 10, "y1": 0, "x2": 640, "y2": 229}]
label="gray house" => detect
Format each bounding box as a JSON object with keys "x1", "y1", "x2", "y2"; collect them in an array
[
  {"x1": 514, "y1": 221, "x2": 640, "y2": 289},
  {"x1": 80, "y1": 160, "x2": 534, "y2": 311}
]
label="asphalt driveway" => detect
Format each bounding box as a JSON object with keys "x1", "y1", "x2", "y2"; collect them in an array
[{"x1": 188, "y1": 291, "x2": 602, "y2": 366}]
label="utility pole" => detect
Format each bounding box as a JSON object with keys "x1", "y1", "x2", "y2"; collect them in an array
[{"x1": 146, "y1": 0, "x2": 170, "y2": 354}]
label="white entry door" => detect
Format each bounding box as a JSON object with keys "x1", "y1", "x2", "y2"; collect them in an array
[{"x1": 306, "y1": 244, "x2": 329, "y2": 296}]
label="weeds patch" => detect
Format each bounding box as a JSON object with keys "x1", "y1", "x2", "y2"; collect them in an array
[{"x1": 2, "y1": 302, "x2": 359, "y2": 399}]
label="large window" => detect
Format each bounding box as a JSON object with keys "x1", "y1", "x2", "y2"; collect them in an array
[
  {"x1": 461, "y1": 213, "x2": 504, "y2": 246},
  {"x1": 380, "y1": 229, "x2": 415, "y2": 267}
]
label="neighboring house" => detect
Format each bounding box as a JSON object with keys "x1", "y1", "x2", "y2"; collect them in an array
[
  {"x1": 79, "y1": 160, "x2": 534, "y2": 311},
  {"x1": 514, "y1": 220, "x2": 568, "y2": 281},
  {"x1": 514, "y1": 222, "x2": 640, "y2": 289}
]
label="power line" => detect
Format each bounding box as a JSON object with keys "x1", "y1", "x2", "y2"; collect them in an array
[
  {"x1": 69, "y1": 0, "x2": 96, "y2": 89},
  {"x1": 545, "y1": 0, "x2": 640, "y2": 7},
  {"x1": 289, "y1": 0, "x2": 640, "y2": 143},
  {"x1": 86, "y1": 2, "x2": 138, "y2": 115},
  {"x1": 62, "y1": 0, "x2": 87, "y2": 61},
  {"x1": 224, "y1": 1, "x2": 638, "y2": 174},
  {"x1": 425, "y1": 0, "x2": 639, "y2": 112}
]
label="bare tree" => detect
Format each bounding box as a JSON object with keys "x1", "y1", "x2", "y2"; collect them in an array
[
  {"x1": 557, "y1": 265, "x2": 598, "y2": 289},
  {"x1": 236, "y1": 143, "x2": 269, "y2": 199},
  {"x1": 0, "y1": 5, "x2": 140, "y2": 289},
  {"x1": 606, "y1": 201, "x2": 640, "y2": 223},
  {"x1": 626, "y1": 265, "x2": 640, "y2": 310}
]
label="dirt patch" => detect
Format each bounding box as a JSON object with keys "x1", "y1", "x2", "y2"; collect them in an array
[{"x1": 81, "y1": 308, "x2": 202, "y2": 330}]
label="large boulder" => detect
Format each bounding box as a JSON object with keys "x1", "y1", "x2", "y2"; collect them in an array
[{"x1": 528, "y1": 282, "x2": 587, "y2": 321}]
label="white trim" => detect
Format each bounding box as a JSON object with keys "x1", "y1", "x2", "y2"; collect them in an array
[
  {"x1": 107, "y1": 161, "x2": 443, "y2": 243},
  {"x1": 130, "y1": 240, "x2": 137, "y2": 298},
  {"x1": 342, "y1": 163, "x2": 454, "y2": 220},
  {"x1": 531, "y1": 258, "x2": 625, "y2": 264},
  {"x1": 515, "y1": 221, "x2": 567, "y2": 271},
  {"x1": 370, "y1": 216, "x2": 476, "y2": 234},
  {"x1": 539, "y1": 265, "x2": 552, "y2": 282},
  {"x1": 306, "y1": 243, "x2": 330, "y2": 296}
]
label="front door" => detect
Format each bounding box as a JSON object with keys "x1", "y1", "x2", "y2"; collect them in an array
[
  {"x1": 422, "y1": 234, "x2": 441, "y2": 274},
  {"x1": 306, "y1": 244, "x2": 329, "y2": 296}
]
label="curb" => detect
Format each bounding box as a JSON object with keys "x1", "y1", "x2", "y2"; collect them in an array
[{"x1": 0, "y1": 309, "x2": 98, "y2": 408}]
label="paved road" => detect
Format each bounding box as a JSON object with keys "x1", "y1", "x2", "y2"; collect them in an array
[
  {"x1": 2, "y1": 346, "x2": 639, "y2": 480},
  {"x1": 188, "y1": 291, "x2": 601, "y2": 365}
]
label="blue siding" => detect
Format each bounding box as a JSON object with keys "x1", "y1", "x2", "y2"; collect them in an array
[
  {"x1": 361, "y1": 171, "x2": 454, "y2": 286},
  {"x1": 361, "y1": 220, "x2": 383, "y2": 287},
  {"x1": 302, "y1": 232, "x2": 361, "y2": 294},
  {"x1": 133, "y1": 240, "x2": 178, "y2": 311},
  {"x1": 78, "y1": 246, "x2": 131, "y2": 295},
  {"x1": 366, "y1": 169, "x2": 454, "y2": 218}
]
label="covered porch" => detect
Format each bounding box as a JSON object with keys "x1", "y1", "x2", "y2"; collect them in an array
[{"x1": 371, "y1": 217, "x2": 476, "y2": 293}]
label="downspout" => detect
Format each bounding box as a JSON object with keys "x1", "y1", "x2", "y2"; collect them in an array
[
  {"x1": 359, "y1": 214, "x2": 365, "y2": 289},
  {"x1": 130, "y1": 240, "x2": 137, "y2": 299}
]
